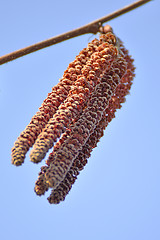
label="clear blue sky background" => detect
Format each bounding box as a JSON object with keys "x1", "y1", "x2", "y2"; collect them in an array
[{"x1": 0, "y1": 0, "x2": 160, "y2": 239}]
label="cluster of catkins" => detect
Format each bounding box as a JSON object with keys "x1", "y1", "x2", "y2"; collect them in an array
[{"x1": 11, "y1": 25, "x2": 135, "y2": 204}]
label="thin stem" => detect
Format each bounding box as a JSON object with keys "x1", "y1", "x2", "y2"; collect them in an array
[{"x1": 0, "y1": 0, "x2": 152, "y2": 65}]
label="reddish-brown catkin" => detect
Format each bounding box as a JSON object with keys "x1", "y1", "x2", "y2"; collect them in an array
[
  {"x1": 11, "y1": 38, "x2": 102, "y2": 166},
  {"x1": 47, "y1": 48, "x2": 135, "y2": 204},
  {"x1": 11, "y1": 27, "x2": 135, "y2": 204}
]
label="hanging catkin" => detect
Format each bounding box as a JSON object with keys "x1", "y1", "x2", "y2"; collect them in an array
[{"x1": 11, "y1": 25, "x2": 135, "y2": 204}]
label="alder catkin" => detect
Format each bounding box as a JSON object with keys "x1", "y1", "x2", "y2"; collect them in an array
[{"x1": 11, "y1": 26, "x2": 135, "y2": 204}]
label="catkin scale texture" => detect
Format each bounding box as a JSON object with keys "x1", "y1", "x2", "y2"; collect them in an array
[{"x1": 11, "y1": 28, "x2": 135, "y2": 204}]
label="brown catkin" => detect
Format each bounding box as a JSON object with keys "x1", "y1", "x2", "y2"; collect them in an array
[
  {"x1": 11, "y1": 27, "x2": 135, "y2": 204},
  {"x1": 11, "y1": 39, "x2": 103, "y2": 166},
  {"x1": 47, "y1": 48, "x2": 135, "y2": 204}
]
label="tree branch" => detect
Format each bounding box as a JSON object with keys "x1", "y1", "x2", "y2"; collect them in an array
[{"x1": 0, "y1": 0, "x2": 152, "y2": 65}]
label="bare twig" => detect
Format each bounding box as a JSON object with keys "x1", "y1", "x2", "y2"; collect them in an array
[{"x1": 0, "y1": 0, "x2": 152, "y2": 65}]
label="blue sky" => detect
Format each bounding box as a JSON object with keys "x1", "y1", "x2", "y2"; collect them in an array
[{"x1": 0, "y1": 0, "x2": 160, "y2": 239}]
